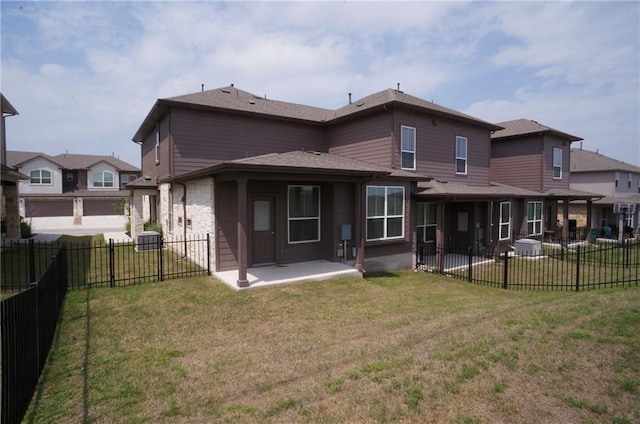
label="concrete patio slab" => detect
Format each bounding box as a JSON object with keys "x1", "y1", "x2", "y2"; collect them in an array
[{"x1": 215, "y1": 260, "x2": 362, "y2": 290}]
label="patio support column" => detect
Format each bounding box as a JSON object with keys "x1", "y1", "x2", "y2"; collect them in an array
[
  {"x1": 436, "y1": 201, "x2": 445, "y2": 273},
  {"x1": 562, "y1": 199, "x2": 569, "y2": 247},
  {"x1": 585, "y1": 199, "x2": 593, "y2": 241},
  {"x1": 354, "y1": 181, "x2": 365, "y2": 273},
  {"x1": 236, "y1": 178, "x2": 249, "y2": 287}
]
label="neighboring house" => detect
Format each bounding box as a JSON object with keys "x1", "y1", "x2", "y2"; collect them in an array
[
  {"x1": 569, "y1": 148, "x2": 640, "y2": 237},
  {"x1": 129, "y1": 85, "x2": 572, "y2": 286},
  {"x1": 490, "y1": 119, "x2": 598, "y2": 242},
  {"x1": 7, "y1": 151, "x2": 140, "y2": 222},
  {"x1": 1, "y1": 94, "x2": 29, "y2": 239}
]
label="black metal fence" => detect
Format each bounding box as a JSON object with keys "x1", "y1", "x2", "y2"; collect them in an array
[
  {"x1": 1, "y1": 234, "x2": 211, "y2": 292},
  {"x1": 417, "y1": 239, "x2": 639, "y2": 291},
  {"x1": 1, "y1": 244, "x2": 67, "y2": 424}
]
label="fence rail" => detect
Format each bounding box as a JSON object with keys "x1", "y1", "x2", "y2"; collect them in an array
[
  {"x1": 417, "y1": 239, "x2": 639, "y2": 291},
  {"x1": 1, "y1": 234, "x2": 211, "y2": 293},
  {"x1": 1, "y1": 244, "x2": 67, "y2": 424}
]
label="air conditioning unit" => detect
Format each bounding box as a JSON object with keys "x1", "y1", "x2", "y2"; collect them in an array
[
  {"x1": 514, "y1": 239, "x2": 541, "y2": 257},
  {"x1": 135, "y1": 231, "x2": 160, "y2": 251}
]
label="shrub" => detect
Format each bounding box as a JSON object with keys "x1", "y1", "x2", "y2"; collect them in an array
[
  {"x1": 20, "y1": 219, "x2": 32, "y2": 238},
  {"x1": 143, "y1": 221, "x2": 163, "y2": 236}
]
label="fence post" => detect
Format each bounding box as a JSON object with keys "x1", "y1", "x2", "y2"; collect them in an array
[
  {"x1": 206, "y1": 233, "x2": 211, "y2": 275},
  {"x1": 502, "y1": 250, "x2": 509, "y2": 289},
  {"x1": 158, "y1": 236, "x2": 164, "y2": 282},
  {"x1": 467, "y1": 247, "x2": 473, "y2": 282},
  {"x1": 109, "y1": 239, "x2": 115, "y2": 288},
  {"x1": 29, "y1": 238, "x2": 36, "y2": 284},
  {"x1": 575, "y1": 244, "x2": 580, "y2": 292}
]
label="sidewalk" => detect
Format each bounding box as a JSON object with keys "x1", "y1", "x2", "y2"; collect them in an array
[{"x1": 27, "y1": 215, "x2": 131, "y2": 242}]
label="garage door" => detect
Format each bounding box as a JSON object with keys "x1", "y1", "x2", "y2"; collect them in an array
[
  {"x1": 24, "y1": 199, "x2": 73, "y2": 217},
  {"x1": 84, "y1": 199, "x2": 118, "y2": 216}
]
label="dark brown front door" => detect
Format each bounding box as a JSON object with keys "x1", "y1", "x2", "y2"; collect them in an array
[{"x1": 251, "y1": 197, "x2": 275, "y2": 265}]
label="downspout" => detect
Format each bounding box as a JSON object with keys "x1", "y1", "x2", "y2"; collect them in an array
[{"x1": 176, "y1": 182, "x2": 188, "y2": 256}]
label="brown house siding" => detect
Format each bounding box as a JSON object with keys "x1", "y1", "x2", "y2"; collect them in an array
[
  {"x1": 395, "y1": 110, "x2": 491, "y2": 185},
  {"x1": 171, "y1": 108, "x2": 328, "y2": 176},
  {"x1": 328, "y1": 112, "x2": 393, "y2": 167},
  {"x1": 490, "y1": 137, "x2": 543, "y2": 191},
  {"x1": 140, "y1": 116, "x2": 171, "y2": 181},
  {"x1": 215, "y1": 181, "x2": 239, "y2": 272}
]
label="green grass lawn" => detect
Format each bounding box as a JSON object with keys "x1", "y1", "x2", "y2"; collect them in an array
[{"x1": 26, "y1": 272, "x2": 640, "y2": 423}]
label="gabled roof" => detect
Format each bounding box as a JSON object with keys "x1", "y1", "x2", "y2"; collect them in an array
[
  {"x1": 7, "y1": 150, "x2": 139, "y2": 172},
  {"x1": 570, "y1": 148, "x2": 640, "y2": 173},
  {"x1": 133, "y1": 85, "x2": 502, "y2": 142},
  {"x1": 491, "y1": 119, "x2": 582, "y2": 142},
  {"x1": 1, "y1": 93, "x2": 19, "y2": 115},
  {"x1": 166, "y1": 150, "x2": 426, "y2": 183}
]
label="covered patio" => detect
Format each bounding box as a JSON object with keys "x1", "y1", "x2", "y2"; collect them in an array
[{"x1": 214, "y1": 259, "x2": 362, "y2": 290}]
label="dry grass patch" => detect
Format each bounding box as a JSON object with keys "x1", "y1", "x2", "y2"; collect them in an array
[{"x1": 27, "y1": 272, "x2": 640, "y2": 423}]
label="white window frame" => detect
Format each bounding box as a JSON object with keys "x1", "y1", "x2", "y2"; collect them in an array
[
  {"x1": 527, "y1": 201, "x2": 543, "y2": 236},
  {"x1": 400, "y1": 126, "x2": 416, "y2": 170},
  {"x1": 499, "y1": 201, "x2": 511, "y2": 240},
  {"x1": 615, "y1": 172, "x2": 620, "y2": 188},
  {"x1": 366, "y1": 186, "x2": 405, "y2": 241},
  {"x1": 93, "y1": 171, "x2": 114, "y2": 188},
  {"x1": 155, "y1": 123, "x2": 160, "y2": 163},
  {"x1": 30, "y1": 169, "x2": 52, "y2": 185},
  {"x1": 455, "y1": 136, "x2": 467, "y2": 175},
  {"x1": 552, "y1": 148, "x2": 562, "y2": 179},
  {"x1": 287, "y1": 185, "x2": 320, "y2": 244},
  {"x1": 625, "y1": 213, "x2": 633, "y2": 228},
  {"x1": 628, "y1": 173, "x2": 632, "y2": 189}
]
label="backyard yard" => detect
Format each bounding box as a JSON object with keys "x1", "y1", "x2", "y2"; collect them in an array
[{"x1": 25, "y1": 272, "x2": 639, "y2": 423}]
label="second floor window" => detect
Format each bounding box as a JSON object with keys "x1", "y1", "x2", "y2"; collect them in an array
[
  {"x1": 527, "y1": 201, "x2": 543, "y2": 236},
  {"x1": 120, "y1": 174, "x2": 138, "y2": 187},
  {"x1": 30, "y1": 169, "x2": 52, "y2": 185},
  {"x1": 456, "y1": 136, "x2": 467, "y2": 175},
  {"x1": 400, "y1": 126, "x2": 416, "y2": 170},
  {"x1": 367, "y1": 186, "x2": 404, "y2": 241},
  {"x1": 628, "y1": 173, "x2": 632, "y2": 189},
  {"x1": 93, "y1": 171, "x2": 114, "y2": 188},
  {"x1": 552, "y1": 148, "x2": 562, "y2": 179},
  {"x1": 155, "y1": 123, "x2": 160, "y2": 163},
  {"x1": 499, "y1": 201, "x2": 511, "y2": 240},
  {"x1": 615, "y1": 172, "x2": 620, "y2": 188}
]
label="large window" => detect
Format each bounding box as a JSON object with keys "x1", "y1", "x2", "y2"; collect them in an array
[
  {"x1": 552, "y1": 148, "x2": 563, "y2": 179},
  {"x1": 455, "y1": 136, "x2": 467, "y2": 175},
  {"x1": 93, "y1": 171, "x2": 114, "y2": 188},
  {"x1": 400, "y1": 126, "x2": 416, "y2": 170},
  {"x1": 288, "y1": 185, "x2": 320, "y2": 243},
  {"x1": 499, "y1": 201, "x2": 511, "y2": 240},
  {"x1": 367, "y1": 186, "x2": 404, "y2": 241},
  {"x1": 30, "y1": 169, "x2": 52, "y2": 185},
  {"x1": 527, "y1": 201, "x2": 543, "y2": 236},
  {"x1": 417, "y1": 202, "x2": 437, "y2": 244}
]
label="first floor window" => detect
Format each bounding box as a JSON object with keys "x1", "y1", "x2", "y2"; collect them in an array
[
  {"x1": 456, "y1": 136, "x2": 467, "y2": 175},
  {"x1": 553, "y1": 148, "x2": 562, "y2": 179},
  {"x1": 367, "y1": 186, "x2": 404, "y2": 241},
  {"x1": 625, "y1": 213, "x2": 634, "y2": 228},
  {"x1": 400, "y1": 126, "x2": 416, "y2": 170},
  {"x1": 30, "y1": 169, "x2": 52, "y2": 185},
  {"x1": 499, "y1": 201, "x2": 511, "y2": 240},
  {"x1": 417, "y1": 202, "x2": 437, "y2": 255},
  {"x1": 93, "y1": 171, "x2": 114, "y2": 188},
  {"x1": 288, "y1": 185, "x2": 320, "y2": 243},
  {"x1": 527, "y1": 201, "x2": 543, "y2": 235}
]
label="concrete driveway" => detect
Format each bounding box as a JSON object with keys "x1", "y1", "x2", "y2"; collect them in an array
[{"x1": 27, "y1": 215, "x2": 131, "y2": 242}]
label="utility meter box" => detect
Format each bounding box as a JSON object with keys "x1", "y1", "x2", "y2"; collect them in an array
[{"x1": 340, "y1": 224, "x2": 352, "y2": 241}]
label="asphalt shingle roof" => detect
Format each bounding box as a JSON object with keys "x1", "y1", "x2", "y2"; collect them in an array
[
  {"x1": 7, "y1": 151, "x2": 139, "y2": 172},
  {"x1": 570, "y1": 148, "x2": 640, "y2": 173},
  {"x1": 491, "y1": 118, "x2": 582, "y2": 142},
  {"x1": 416, "y1": 180, "x2": 544, "y2": 198}
]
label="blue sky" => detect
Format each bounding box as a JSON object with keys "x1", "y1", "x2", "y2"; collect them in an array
[{"x1": 2, "y1": 1, "x2": 639, "y2": 167}]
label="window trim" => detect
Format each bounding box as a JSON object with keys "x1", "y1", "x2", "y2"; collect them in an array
[
  {"x1": 30, "y1": 169, "x2": 52, "y2": 185},
  {"x1": 287, "y1": 185, "x2": 321, "y2": 244},
  {"x1": 155, "y1": 123, "x2": 160, "y2": 163},
  {"x1": 552, "y1": 147, "x2": 562, "y2": 179},
  {"x1": 400, "y1": 125, "x2": 416, "y2": 171},
  {"x1": 527, "y1": 201, "x2": 543, "y2": 236},
  {"x1": 499, "y1": 201, "x2": 511, "y2": 241},
  {"x1": 615, "y1": 171, "x2": 620, "y2": 188},
  {"x1": 93, "y1": 171, "x2": 115, "y2": 188},
  {"x1": 366, "y1": 185, "x2": 405, "y2": 241},
  {"x1": 455, "y1": 136, "x2": 468, "y2": 175}
]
